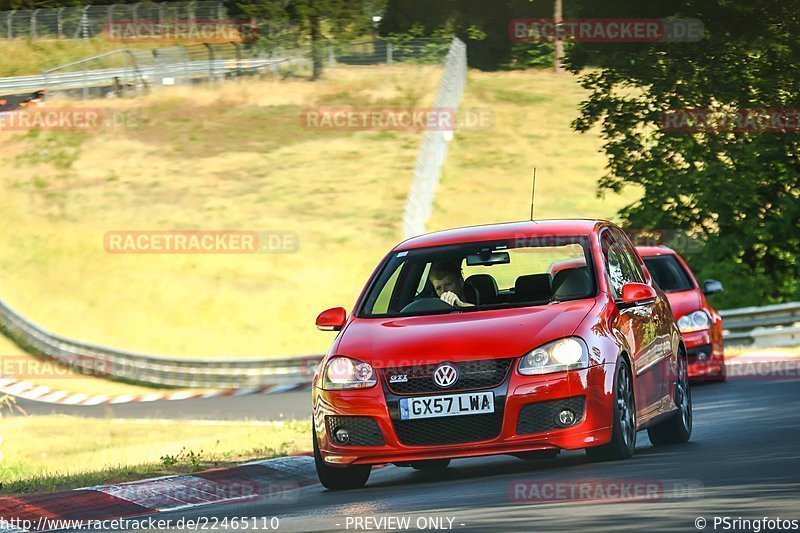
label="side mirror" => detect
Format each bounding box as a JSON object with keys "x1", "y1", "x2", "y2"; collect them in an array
[
  {"x1": 702, "y1": 279, "x2": 724, "y2": 295},
  {"x1": 316, "y1": 307, "x2": 347, "y2": 331},
  {"x1": 621, "y1": 282, "x2": 657, "y2": 305}
]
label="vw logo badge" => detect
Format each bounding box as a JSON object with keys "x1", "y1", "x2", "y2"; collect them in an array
[{"x1": 433, "y1": 363, "x2": 458, "y2": 388}]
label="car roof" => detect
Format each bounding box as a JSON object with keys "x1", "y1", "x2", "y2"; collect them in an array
[
  {"x1": 635, "y1": 245, "x2": 677, "y2": 257},
  {"x1": 394, "y1": 219, "x2": 610, "y2": 251}
]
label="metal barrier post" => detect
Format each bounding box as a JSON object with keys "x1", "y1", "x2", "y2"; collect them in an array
[
  {"x1": 387, "y1": 40, "x2": 393, "y2": 65},
  {"x1": 7, "y1": 11, "x2": 14, "y2": 39},
  {"x1": 82, "y1": 61, "x2": 89, "y2": 99},
  {"x1": 204, "y1": 42, "x2": 215, "y2": 81},
  {"x1": 31, "y1": 9, "x2": 39, "y2": 39},
  {"x1": 57, "y1": 7, "x2": 65, "y2": 38},
  {"x1": 233, "y1": 41, "x2": 242, "y2": 75},
  {"x1": 81, "y1": 5, "x2": 90, "y2": 40}
]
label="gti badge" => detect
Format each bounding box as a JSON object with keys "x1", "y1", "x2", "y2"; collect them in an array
[
  {"x1": 433, "y1": 363, "x2": 458, "y2": 388},
  {"x1": 389, "y1": 374, "x2": 408, "y2": 383}
]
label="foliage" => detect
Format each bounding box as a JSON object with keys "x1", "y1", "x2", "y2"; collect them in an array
[{"x1": 568, "y1": 0, "x2": 800, "y2": 307}]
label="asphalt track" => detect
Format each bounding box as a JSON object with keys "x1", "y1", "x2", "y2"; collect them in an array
[{"x1": 48, "y1": 376, "x2": 800, "y2": 532}]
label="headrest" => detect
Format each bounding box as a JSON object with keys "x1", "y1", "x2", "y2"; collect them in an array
[
  {"x1": 465, "y1": 274, "x2": 499, "y2": 304},
  {"x1": 552, "y1": 267, "x2": 592, "y2": 300},
  {"x1": 514, "y1": 273, "x2": 552, "y2": 302}
]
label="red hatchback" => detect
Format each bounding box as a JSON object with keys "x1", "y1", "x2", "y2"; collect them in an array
[
  {"x1": 312, "y1": 220, "x2": 692, "y2": 490},
  {"x1": 636, "y1": 246, "x2": 726, "y2": 382}
]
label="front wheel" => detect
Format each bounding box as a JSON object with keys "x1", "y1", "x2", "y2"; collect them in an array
[
  {"x1": 313, "y1": 427, "x2": 371, "y2": 490},
  {"x1": 648, "y1": 350, "x2": 692, "y2": 445},
  {"x1": 586, "y1": 357, "x2": 636, "y2": 462}
]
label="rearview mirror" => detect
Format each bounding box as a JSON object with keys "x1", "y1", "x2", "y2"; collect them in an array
[
  {"x1": 466, "y1": 251, "x2": 510, "y2": 266},
  {"x1": 316, "y1": 307, "x2": 347, "y2": 331},
  {"x1": 621, "y1": 283, "x2": 657, "y2": 305},
  {"x1": 702, "y1": 279, "x2": 724, "y2": 295}
]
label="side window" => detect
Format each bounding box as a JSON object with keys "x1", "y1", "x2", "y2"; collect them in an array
[
  {"x1": 601, "y1": 230, "x2": 637, "y2": 299},
  {"x1": 371, "y1": 262, "x2": 404, "y2": 314},
  {"x1": 612, "y1": 229, "x2": 645, "y2": 283}
]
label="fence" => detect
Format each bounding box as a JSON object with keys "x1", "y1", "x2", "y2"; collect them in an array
[
  {"x1": 0, "y1": 38, "x2": 450, "y2": 99},
  {"x1": 2, "y1": 1, "x2": 225, "y2": 40},
  {"x1": 402, "y1": 37, "x2": 467, "y2": 239},
  {"x1": 36, "y1": 43, "x2": 287, "y2": 99}
]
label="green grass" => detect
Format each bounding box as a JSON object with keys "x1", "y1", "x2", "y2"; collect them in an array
[
  {"x1": 0, "y1": 66, "x2": 638, "y2": 362},
  {"x1": 0, "y1": 415, "x2": 311, "y2": 494},
  {"x1": 0, "y1": 38, "x2": 159, "y2": 77}
]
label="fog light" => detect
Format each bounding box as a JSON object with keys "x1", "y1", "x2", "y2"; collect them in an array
[
  {"x1": 333, "y1": 427, "x2": 350, "y2": 444},
  {"x1": 557, "y1": 409, "x2": 576, "y2": 427},
  {"x1": 696, "y1": 352, "x2": 708, "y2": 361}
]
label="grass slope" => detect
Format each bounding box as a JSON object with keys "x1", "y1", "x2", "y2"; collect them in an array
[{"x1": 0, "y1": 66, "x2": 636, "y2": 361}]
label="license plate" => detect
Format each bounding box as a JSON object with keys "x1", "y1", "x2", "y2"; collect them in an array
[{"x1": 399, "y1": 391, "x2": 494, "y2": 420}]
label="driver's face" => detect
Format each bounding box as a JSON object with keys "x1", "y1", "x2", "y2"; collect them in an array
[{"x1": 431, "y1": 273, "x2": 461, "y2": 297}]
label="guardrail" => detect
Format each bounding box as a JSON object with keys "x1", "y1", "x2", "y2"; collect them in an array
[
  {"x1": 0, "y1": 298, "x2": 322, "y2": 389},
  {"x1": 0, "y1": 297, "x2": 798, "y2": 390},
  {"x1": 0, "y1": 57, "x2": 289, "y2": 95},
  {"x1": 720, "y1": 301, "x2": 800, "y2": 347}
]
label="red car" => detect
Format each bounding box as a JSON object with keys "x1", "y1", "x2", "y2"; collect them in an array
[
  {"x1": 636, "y1": 246, "x2": 726, "y2": 381},
  {"x1": 312, "y1": 220, "x2": 692, "y2": 490}
]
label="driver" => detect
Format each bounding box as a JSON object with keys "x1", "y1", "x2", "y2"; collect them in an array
[{"x1": 429, "y1": 262, "x2": 475, "y2": 308}]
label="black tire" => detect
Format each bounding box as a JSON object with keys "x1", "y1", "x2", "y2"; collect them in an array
[
  {"x1": 313, "y1": 427, "x2": 371, "y2": 490},
  {"x1": 648, "y1": 350, "x2": 692, "y2": 445},
  {"x1": 410, "y1": 459, "x2": 451, "y2": 470},
  {"x1": 586, "y1": 357, "x2": 636, "y2": 462}
]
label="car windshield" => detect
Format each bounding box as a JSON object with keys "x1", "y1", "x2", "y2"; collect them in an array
[
  {"x1": 642, "y1": 255, "x2": 694, "y2": 292},
  {"x1": 359, "y1": 236, "x2": 596, "y2": 318}
]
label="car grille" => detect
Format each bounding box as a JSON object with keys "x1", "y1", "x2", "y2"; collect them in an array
[
  {"x1": 392, "y1": 411, "x2": 504, "y2": 446},
  {"x1": 516, "y1": 396, "x2": 586, "y2": 435},
  {"x1": 384, "y1": 358, "x2": 514, "y2": 395},
  {"x1": 325, "y1": 416, "x2": 385, "y2": 446}
]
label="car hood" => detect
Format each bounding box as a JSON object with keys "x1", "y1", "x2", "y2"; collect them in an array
[
  {"x1": 334, "y1": 299, "x2": 597, "y2": 368},
  {"x1": 665, "y1": 289, "x2": 703, "y2": 319}
]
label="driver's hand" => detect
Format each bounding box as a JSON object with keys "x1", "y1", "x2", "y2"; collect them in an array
[{"x1": 440, "y1": 291, "x2": 464, "y2": 307}]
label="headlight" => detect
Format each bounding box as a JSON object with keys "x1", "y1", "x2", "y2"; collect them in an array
[
  {"x1": 322, "y1": 356, "x2": 377, "y2": 390},
  {"x1": 518, "y1": 337, "x2": 589, "y2": 375},
  {"x1": 677, "y1": 310, "x2": 711, "y2": 333}
]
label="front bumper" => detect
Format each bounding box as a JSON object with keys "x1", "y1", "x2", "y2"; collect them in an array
[
  {"x1": 682, "y1": 331, "x2": 725, "y2": 379},
  {"x1": 313, "y1": 363, "x2": 614, "y2": 466}
]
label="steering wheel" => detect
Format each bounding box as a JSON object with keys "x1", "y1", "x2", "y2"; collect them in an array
[{"x1": 400, "y1": 297, "x2": 455, "y2": 313}]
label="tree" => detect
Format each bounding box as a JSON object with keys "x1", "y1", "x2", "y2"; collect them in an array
[{"x1": 568, "y1": 0, "x2": 800, "y2": 308}]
